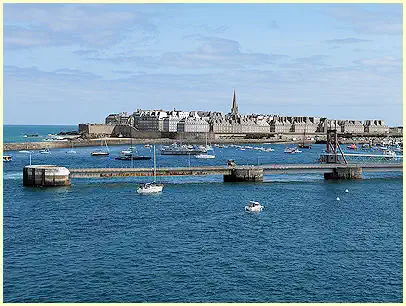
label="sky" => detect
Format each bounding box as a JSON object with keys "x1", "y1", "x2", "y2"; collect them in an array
[{"x1": 3, "y1": 3, "x2": 403, "y2": 126}]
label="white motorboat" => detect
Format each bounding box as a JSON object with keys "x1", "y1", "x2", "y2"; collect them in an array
[
  {"x1": 137, "y1": 145, "x2": 164, "y2": 194},
  {"x1": 284, "y1": 147, "x2": 302, "y2": 154},
  {"x1": 195, "y1": 153, "x2": 216, "y2": 159},
  {"x1": 245, "y1": 201, "x2": 264, "y2": 212},
  {"x1": 39, "y1": 148, "x2": 50, "y2": 154},
  {"x1": 264, "y1": 148, "x2": 275, "y2": 152},
  {"x1": 18, "y1": 150, "x2": 31, "y2": 153}
]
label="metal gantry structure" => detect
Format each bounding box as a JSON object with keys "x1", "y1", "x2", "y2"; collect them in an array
[{"x1": 320, "y1": 129, "x2": 403, "y2": 165}]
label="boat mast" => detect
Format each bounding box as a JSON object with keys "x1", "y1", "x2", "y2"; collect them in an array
[{"x1": 153, "y1": 144, "x2": 156, "y2": 183}]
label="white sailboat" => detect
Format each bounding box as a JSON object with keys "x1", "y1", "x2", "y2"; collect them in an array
[
  {"x1": 91, "y1": 139, "x2": 110, "y2": 156},
  {"x1": 66, "y1": 142, "x2": 77, "y2": 154},
  {"x1": 196, "y1": 133, "x2": 215, "y2": 158},
  {"x1": 137, "y1": 145, "x2": 164, "y2": 194}
]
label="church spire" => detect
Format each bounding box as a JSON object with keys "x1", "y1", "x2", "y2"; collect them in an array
[{"x1": 231, "y1": 89, "x2": 238, "y2": 116}]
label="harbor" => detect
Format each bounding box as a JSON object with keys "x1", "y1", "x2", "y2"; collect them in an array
[{"x1": 3, "y1": 2, "x2": 402, "y2": 303}]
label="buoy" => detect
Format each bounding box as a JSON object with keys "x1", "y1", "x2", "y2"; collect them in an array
[
  {"x1": 336, "y1": 197, "x2": 340, "y2": 201},
  {"x1": 345, "y1": 189, "x2": 349, "y2": 193}
]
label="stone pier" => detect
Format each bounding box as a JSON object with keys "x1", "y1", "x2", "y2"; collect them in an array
[
  {"x1": 224, "y1": 168, "x2": 264, "y2": 182},
  {"x1": 23, "y1": 165, "x2": 71, "y2": 187},
  {"x1": 324, "y1": 167, "x2": 363, "y2": 180}
]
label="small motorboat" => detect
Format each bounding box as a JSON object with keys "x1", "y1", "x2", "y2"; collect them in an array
[
  {"x1": 39, "y1": 148, "x2": 50, "y2": 154},
  {"x1": 347, "y1": 144, "x2": 357, "y2": 150},
  {"x1": 195, "y1": 153, "x2": 215, "y2": 159},
  {"x1": 264, "y1": 148, "x2": 275, "y2": 152},
  {"x1": 284, "y1": 147, "x2": 302, "y2": 154},
  {"x1": 3, "y1": 155, "x2": 12, "y2": 162},
  {"x1": 18, "y1": 150, "x2": 31, "y2": 153},
  {"x1": 144, "y1": 144, "x2": 152, "y2": 148},
  {"x1": 245, "y1": 201, "x2": 264, "y2": 212}
]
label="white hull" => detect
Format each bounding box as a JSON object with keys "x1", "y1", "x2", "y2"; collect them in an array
[
  {"x1": 195, "y1": 154, "x2": 215, "y2": 159},
  {"x1": 137, "y1": 184, "x2": 164, "y2": 194},
  {"x1": 245, "y1": 205, "x2": 264, "y2": 212}
]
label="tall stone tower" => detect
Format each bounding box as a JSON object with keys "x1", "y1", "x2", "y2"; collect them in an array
[{"x1": 231, "y1": 89, "x2": 239, "y2": 116}]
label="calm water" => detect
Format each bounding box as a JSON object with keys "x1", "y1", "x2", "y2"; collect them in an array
[
  {"x1": 3, "y1": 125, "x2": 78, "y2": 143},
  {"x1": 3, "y1": 135, "x2": 403, "y2": 302}
]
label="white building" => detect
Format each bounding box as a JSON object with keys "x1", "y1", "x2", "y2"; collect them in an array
[
  {"x1": 177, "y1": 115, "x2": 210, "y2": 133},
  {"x1": 364, "y1": 120, "x2": 389, "y2": 134}
]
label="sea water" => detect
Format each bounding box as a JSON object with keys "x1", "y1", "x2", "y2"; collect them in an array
[
  {"x1": 3, "y1": 139, "x2": 403, "y2": 302},
  {"x1": 3, "y1": 125, "x2": 77, "y2": 143}
]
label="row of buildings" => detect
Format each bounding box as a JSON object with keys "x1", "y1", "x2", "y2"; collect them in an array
[{"x1": 104, "y1": 90, "x2": 391, "y2": 136}]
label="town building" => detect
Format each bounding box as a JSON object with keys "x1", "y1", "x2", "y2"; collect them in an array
[{"x1": 364, "y1": 120, "x2": 390, "y2": 134}]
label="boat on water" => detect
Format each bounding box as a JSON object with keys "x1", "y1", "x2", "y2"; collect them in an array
[
  {"x1": 3, "y1": 155, "x2": 12, "y2": 162},
  {"x1": 91, "y1": 139, "x2": 110, "y2": 156},
  {"x1": 298, "y1": 125, "x2": 312, "y2": 149},
  {"x1": 24, "y1": 134, "x2": 39, "y2": 138},
  {"x1": 18, "y1": 150, "x2": 31, "y2": 153},
  {"x1": 245, "y1": 201, "x2": 264, "y2": 212},
  {"x1": 137, "y1": 145, "x2": 164, "y2": 194},
  {"x1": 284, "y1": 147, "x2": 302, "y2": 154},
  {"x1": 120, "y1": 146, "x2": 137, "y2": 155},
  {"x1": 383, "y1": 150, "x2": 397, "y2": 158},
  {"x1": 66, "y1": 143, "x2": 77, "y2": 154},
  {"x1": 298, "y1": 143, "x2": 312, "y2": 149},
  {"x1": 160, "y1": 143, "x2": 206, "y2": 155},
  {"x1": 144, "y1": 144, "x2": 152, "y2": 148},
  {"x1": 195, "y1": 153, "x2": 215, "y2": 159},
  {"x1": 115, "y1": 151, "x2": 151, "y2": 161},
  {"x1": 264, "y1": 148, "x2": 274, "y2": 152},
  {"x1": 347, "y1": 144, "x2": 357, "y2": 150},
  {"x1": 39, "y1": 148, "x2": 50, "y2": 154}
]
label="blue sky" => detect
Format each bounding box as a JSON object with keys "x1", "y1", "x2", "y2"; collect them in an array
[{"x1": 4, "y1": 3, "x2": 403, "y2": 126}]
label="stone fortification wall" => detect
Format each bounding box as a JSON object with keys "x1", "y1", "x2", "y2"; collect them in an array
[{"x1": 79, "y1": 124, "x2": 115, "y2": 137}]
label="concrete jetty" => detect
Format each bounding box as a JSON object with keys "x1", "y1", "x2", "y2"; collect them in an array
[{"x1": 22, "y1": 163, "x2": 402, "y2": 187}]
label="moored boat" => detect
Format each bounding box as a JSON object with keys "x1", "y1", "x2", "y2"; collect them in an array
[
  {"x1": 39, "y1": 148, "x2": 50, "y2": 154},
  {"x1": 284, "y1": 147, "x2": 302, "y2": 154},
  {"x1": 195, "y1": 153, "x2": 215, "y2": 159},
  {"x1": 160, "y1": 143, "x2": 206, "y2": 155},
  {"x1": 91, "y1": 139, "x2": 110, "y2": 156},
  {"x1": 137, "y1": 145, "x2": 164, "y2": 194},
  {"x1": 3, "y1": 155, "x2": 12, "y2": 162}
]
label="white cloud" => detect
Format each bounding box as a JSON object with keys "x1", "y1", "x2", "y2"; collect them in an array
[{"x1": 4, "y1": 4, "x2": 157, "y2": 49}]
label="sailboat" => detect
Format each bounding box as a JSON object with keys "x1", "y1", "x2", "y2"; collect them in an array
[
  {"x1": 116, "y1": 138, "x2": 151, "y2": 160},
  {"x1": 66, "y1": 142, "x2": 77, "y2": 154},
  {"x1": 196, "y1": 133, "x2": 215, "y2": 158},
  {"x1": 298, "y1": 124, "x2": 312, "y2": 149},
  {"x1": 91, "y1": 139, "x2": 110, "y2": 156},
  {"x1": 137, "y1": 145, "x2": 164, "y2": 194}
]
